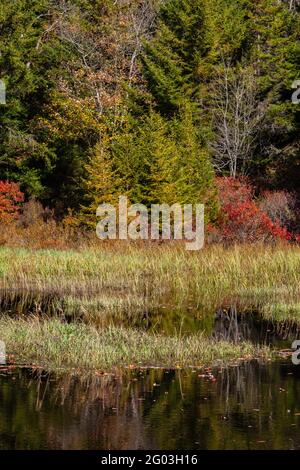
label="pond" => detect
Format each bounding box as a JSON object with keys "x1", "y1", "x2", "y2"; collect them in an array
[
  {"x1": 1, "y1": 359, "x2": 300, "y2": 450},
  {"x1": 1, "y1": 300, "x2": 300, "y2": 450}
]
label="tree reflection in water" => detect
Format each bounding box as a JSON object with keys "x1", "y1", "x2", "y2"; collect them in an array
[{"x1": 0, "y1": 360, "x2": 300, "y2": 449}]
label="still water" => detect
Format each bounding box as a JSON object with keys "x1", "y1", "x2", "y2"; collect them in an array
[{"x1": 1, "y1": 360, "x2": 300, "y2": 450}]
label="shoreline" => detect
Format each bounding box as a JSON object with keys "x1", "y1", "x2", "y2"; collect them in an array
[
  {"x1": 0, "y1": 243, "x2": 299, "y2": 373},
  {"x1": 0, "y1": 317, "x2": 272, "y2": 373}
]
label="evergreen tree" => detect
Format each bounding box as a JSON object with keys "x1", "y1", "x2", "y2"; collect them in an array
[
  {"x1": 141, "y1": 0, "x2": 206, "y2": 115},
  {"x1": 0, "y1": 0, "x2": 298, "y2": 219},
  {"x1": 170, "y1": 105, "x2": 219, "y2": 219},
  {"x1": 248, "y1": 0, "x2": 300, "y2": 188},
  {"x1": 0, "y1": 0, "x2": 57, "y2": 196},
  {"x1": 111, "y1": 111, "x2": 178, "y2": 206},
  {"x1": 79, "y1": 134, "x2": 120, "y2": 227}
]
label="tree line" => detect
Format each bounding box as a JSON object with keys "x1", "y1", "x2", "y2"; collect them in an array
[{"x1": 0, "y1": 0, "x2": 299, "y2": 226}]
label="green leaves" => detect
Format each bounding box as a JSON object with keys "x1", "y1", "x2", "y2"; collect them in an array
[
  {"x1": 0, "y1": 0, "x2": 299, "y2": 218},
  {"x1": 141, "y1": 0, "x2": 206, "y2": 115}
]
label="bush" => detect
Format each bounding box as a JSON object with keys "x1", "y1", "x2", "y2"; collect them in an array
[
  {"x1": 0, "y1": 181, "x2": 24, "y2": 223},
  {"x1": 211, "y1": 177, "x2": 293, "y2": 244},
  {"x1": 258, "y1": 190, "x2": 296, "y2": 228},
  {"x1": 0, "y1": 197, "x2": 101, "y2": 249}
]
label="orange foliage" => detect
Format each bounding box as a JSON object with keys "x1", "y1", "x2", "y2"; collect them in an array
[
  {"x1": 211, "y1": 177, "x2": 294, "y2": 243},
  {"x1": 0, "y1": 181, "x2": 24, "y2": 223}
]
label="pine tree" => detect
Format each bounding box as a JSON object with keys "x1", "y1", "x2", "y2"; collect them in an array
[
  {"x1": 111, "y1": 111, "x2": 178, "y2": 206},
  {"x1": 248, "y1": 0, "x2": 300, "y2": 186},
  {"x1": 79, "y1": 134, "x2": 121, "y2": 227},
  {"x1": 0, "y1": 0, "x2": 54, "y2": 196},
  {"x1": 110, "y1": 108, "x2": 218, "y2": 221},
  {"x1": 170, "y1": 104, "x2": 219, "y2": 220},
  {"x1": 141, "y1": 0, "x2": 206, "y2": 115}
]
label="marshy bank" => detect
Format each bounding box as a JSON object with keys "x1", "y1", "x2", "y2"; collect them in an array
[
  {"x1": 0, "y1": 317, "x2": 271, "y2": 371},
  {"x1": 0, "y1": 243, "x2": 300, "y2": 371},
  {"x1": 0, "y1": 243, "x2": 300, "y2": 453},
  {"x1": 1, "y1": 243, "x2": 300, "y2": 316}
]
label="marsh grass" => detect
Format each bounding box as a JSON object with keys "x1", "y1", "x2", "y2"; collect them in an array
[
  {"x1": 0, "y1": 243, "x2": 298, "y2": 370},
  {"x1": 262, "y1": 303, "x2": 300, "y2": 323},
  {"x1": 0, "y1": 243, "x2": 300, "y2": 322},
  {"x1": 0, "y1": 317, "x2": 271, "y2": 371}
]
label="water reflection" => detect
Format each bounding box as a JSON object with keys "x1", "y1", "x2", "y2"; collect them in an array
[
  {"x1": 213, "y1": 307, "x2": 300, "y2": 347},
  {"x1": 1, "y1": 361, "x2": 300, "y2": 449},
  {"x1": 141, "y1": 305, "x2": 300, "y2": 348}
]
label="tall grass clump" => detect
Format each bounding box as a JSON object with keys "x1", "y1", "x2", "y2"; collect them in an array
[
  {"x1": 0, "y1": 244, "x2": 300, "y2": 322},
  {"x1": 0, "y1": 317, "x2": 271, "y2": 371}
]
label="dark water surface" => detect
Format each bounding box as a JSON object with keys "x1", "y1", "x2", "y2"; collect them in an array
[
  {"x1": 1, "y1": 303, "x2": 300, "y2": 450},
  {"x1": 1, "y1": 360, "x2": 300, "y2": 450}
]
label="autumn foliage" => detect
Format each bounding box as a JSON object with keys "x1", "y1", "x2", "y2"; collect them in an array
[
  {"x1": 0, "y1": 181, "x2": 24, "y2": 223},
  {"x1": 0, "y1": 177, "x2": 299, "y2": 248},
  {"x1": 211, "y1": 177, "x2": 294, "y2": 243}
]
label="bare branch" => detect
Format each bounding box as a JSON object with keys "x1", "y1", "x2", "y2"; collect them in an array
[{"x1": 211, "y1": 63, "x2": 266, "y2": 177}]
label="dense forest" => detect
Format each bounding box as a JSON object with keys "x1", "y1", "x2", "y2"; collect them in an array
[{"x1": 0, "y1": 0, "x2": 299, "y2": 241}]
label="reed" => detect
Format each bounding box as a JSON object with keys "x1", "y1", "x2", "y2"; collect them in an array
[
  {"x1": 0, "y1": 243, "x2": 300, "y2": 322},
  {"x1": 0, "y1": 243, "x2": 297, "y2": 371},
  {"x1": 0, "y1": 316, "x2": 271, "y2": 371}
]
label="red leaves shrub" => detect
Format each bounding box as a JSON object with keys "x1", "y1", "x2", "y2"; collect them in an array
[
  {"x1": 212, "y1": 177, "x2": 293, "y2": 243},
  {"x1": 217, "y1": 177, "x2": 253, "y2": 207},
  {"x1": 0, "y1": 181, "x2": 24, "y2": 223}
]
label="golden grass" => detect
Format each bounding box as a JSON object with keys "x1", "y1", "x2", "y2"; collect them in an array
[
  {"x1": 0, "y1": 316, "x2": 271, "y2": 371},
  {"x1": 0, "y1": 243, "x2": 297, "y2": 371},
  {"x1": 0, "y1": 243, "x2": 300, "y2": 320}
]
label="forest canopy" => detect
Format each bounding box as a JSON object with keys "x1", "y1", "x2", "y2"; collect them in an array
[{"x1": 0, "y1": 0, "x2": 299, "y2": 226}]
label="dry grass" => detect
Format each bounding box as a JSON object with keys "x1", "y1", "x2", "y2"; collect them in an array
[
  {"x1": 0, "y1": 243, "x2": 297, "y2": 371},
  {"x1": 0, "y1": 316, "x2": 271, "y2": 371},
  {"x1": 0, "y1": 243, "x2": 300, "y2": 320}
]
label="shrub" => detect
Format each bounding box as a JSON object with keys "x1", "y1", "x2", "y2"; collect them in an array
[
  {"x1": 212, "y1": 177, "x2": 293, "y2": 244},
  {"x1": 0, "y1": 198, "x2": 95, "y2": 249},
  {"x1": 258, "y1": 190, "x2": 296, "y2": 228},
  {"x1": 0, "y1": 181, "x2": 24, "y2": 223}
]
